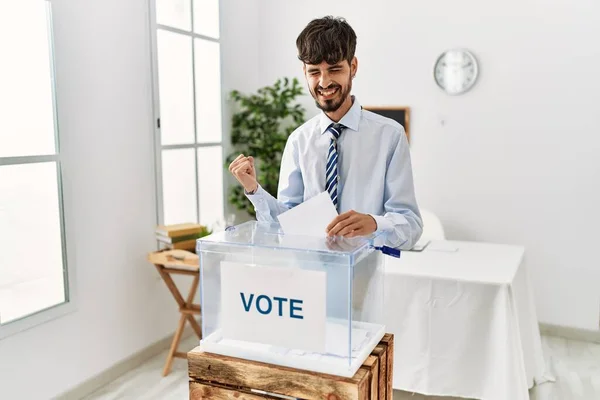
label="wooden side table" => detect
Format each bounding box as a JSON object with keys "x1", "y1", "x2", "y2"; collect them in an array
[
  {"x1": 188, "y1": 333, "x2": 395, "y2": 400},
  {"x1": 148, "y1": 249, "x2": 202, "y2": 376}
]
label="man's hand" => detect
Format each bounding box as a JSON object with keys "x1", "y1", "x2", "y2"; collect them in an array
[
  {"x1": 325, "y1": 235, "x2": 362, "y2": 252},
  {"x1": 228, "y1": 154, "x2": 258, "y2": 193},
  {"x1": 326, "y1": 210, "x2": 377, "y2": 238}
]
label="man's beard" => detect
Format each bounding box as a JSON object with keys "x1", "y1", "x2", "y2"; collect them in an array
[{"x1": 311, "y1": 80, "x2": 352, "y2": 112}]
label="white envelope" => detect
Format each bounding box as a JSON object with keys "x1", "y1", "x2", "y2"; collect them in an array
[{"x1": 277, "y1": 191, "x2": 338, "y2": 238}]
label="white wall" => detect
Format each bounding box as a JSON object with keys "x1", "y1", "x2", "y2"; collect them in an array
[
  {"x1": 0, "y1": 0, "x2": 183, "y2": 397},
  {"x1": 220, "y1": 0, "x2": 261, "y2": 223},
  {"x1": 229, "y1": 0, "x2": 600, "y2": 330}
]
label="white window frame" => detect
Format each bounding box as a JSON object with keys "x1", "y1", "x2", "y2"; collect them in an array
[
  {"x1": 148, "y1": 0, "x2": 226, "y2": 228},
  {"x1": 0, "y1": 0, "x2": 76, "y2": 340}
]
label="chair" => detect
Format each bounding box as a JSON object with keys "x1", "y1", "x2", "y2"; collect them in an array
[{"x1": 416, "y1": 208, "x2": 446, "y2": 246}]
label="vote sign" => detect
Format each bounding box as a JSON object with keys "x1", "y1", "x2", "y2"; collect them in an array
[{"x1": 220, "y1": 261, "x2": 326, "y2": 353}]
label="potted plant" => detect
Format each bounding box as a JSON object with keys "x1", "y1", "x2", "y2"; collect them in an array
[{"x1": 226, "y1": 77, "x2": 306, "y2": 218}]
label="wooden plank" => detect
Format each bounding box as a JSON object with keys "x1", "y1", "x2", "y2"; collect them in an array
[
  {"x1": 371, "y1": 346, "x2": 387, "y2": 400},
  {"x1": 360, "y1": 355, "x2": 379, "y2": 400},
  {"x1": 180, "y1": 308, "x2": 202, "y2": 315},
  {"x1": 357, "y1": 371, "x2": 370, "y2": 400},
  {"x1": 188, "y1": 348, "x2": 370, "y2": 400},
  {"x1": 380, "y1": 334, "x2": 394, "y2": 400},
  {"x1": 162, "y1": 267, "x2": 198, "y2": 276},
  {"x1": 189, "y1": 381, "x2": 281, "y2": 399}
]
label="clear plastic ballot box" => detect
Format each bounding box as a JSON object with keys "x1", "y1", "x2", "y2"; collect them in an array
[{"x1": 197, "y1": 221, "x2": 393, "y2": 377}]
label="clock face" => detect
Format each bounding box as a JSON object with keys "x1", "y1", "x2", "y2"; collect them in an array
[{"x1": 434, "y1": 49, "x2": 478, "y2": 95}]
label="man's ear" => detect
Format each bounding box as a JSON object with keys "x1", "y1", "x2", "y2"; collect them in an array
[
  {"x1": 302, "y1": 63, "x2": 306, "y2": 76},
  {"x1": 351, "y1": 57, "x2": 358, "y2": 78}
]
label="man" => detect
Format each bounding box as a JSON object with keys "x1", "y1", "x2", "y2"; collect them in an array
[{"x1": 229, "y1": 16, "x2": 422, "y2": 249}]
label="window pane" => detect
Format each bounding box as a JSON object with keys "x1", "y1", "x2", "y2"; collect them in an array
[
  {"x1": 197, "y1": 146, "x2": 224, "y2": 230},
  {"x1": 0, "y1": 1, "x2": 56, "y2": 158},
  {"x1": 157, "y1": 30, "x2": 195, "y2": 145},
  {"x1": 194, "y1": 39, "x2": 222, "y2": 143},
  {"x1": 193, "y1": 0, "x2": 220, "y2": 38},
  {"x1": 161, "y1": 149, "x2": 197, "y2": 225},
  {"x1": 155, "y1": 0, "x2": 191, "y2": 31},
  {"x1": 0, "y1": 163, "x2": 65, "y2": 324}
]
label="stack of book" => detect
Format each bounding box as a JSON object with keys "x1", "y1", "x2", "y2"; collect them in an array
[{"x1": 155, "y1": 223, "x2": 210, "y2": 252}]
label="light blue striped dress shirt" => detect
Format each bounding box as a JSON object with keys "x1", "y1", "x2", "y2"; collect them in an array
[{"x1": 246, "y1": 97, "x2": 423, "y2": 249}]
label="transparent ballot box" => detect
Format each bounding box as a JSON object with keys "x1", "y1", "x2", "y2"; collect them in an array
[{"x1": 197, "y1": 221, "x2": 389, "y2": 377}]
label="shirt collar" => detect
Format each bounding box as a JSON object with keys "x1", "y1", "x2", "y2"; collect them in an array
[{"x1": 319, "y1": 95, "x2": 361, "y2": 135}]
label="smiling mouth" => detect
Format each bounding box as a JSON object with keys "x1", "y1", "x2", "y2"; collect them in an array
[{"x1": 318, "y1": 87, "x2": 339, "y2": 99}]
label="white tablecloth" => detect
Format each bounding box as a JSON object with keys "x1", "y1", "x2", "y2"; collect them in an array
[{"x1": 384, "y1": 240, "x2": 552, "y2": 400}]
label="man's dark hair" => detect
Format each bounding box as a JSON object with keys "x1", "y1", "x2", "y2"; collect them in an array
[{"x1": 296, "y1": 16, "x2": 357, "y2": 65}]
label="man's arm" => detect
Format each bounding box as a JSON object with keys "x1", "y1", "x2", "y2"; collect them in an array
[
  {"x1": 369, "y1": 129, "x2": 423, "y2": 249},
  {"x1": 244, "y1": 134, "x2": 304, "y2": 222}
]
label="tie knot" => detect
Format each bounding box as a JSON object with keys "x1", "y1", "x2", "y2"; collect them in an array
[{"x1": 327, "y1": 123, "x2": 345, "y2": 140}]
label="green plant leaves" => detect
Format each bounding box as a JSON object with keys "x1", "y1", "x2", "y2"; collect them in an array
[{"x1": 226, "y1": 77, "x2": 306, "y2": 218}]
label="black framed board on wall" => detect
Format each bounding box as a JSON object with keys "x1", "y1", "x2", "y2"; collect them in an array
[{"x1": 363, "y1": 106, "x2": 410, "y2": 142}]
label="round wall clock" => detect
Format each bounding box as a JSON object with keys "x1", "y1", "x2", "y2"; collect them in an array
[{"x1": 434, "y1": 49, "x2": 479, "y2": 95}]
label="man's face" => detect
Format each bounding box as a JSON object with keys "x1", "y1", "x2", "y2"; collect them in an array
[{"x1": 304, "y1": 58, "x2": 357, "y2": 113}]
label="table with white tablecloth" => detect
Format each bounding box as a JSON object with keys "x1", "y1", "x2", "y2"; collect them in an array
[{"x1": 383, "y1": 240, "x2": 553, "y2": 400}]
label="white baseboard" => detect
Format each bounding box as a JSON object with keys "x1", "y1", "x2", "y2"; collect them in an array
[
  {"x1": 540, "y1": 322, "x2": 600, "y2": 344},
  {"x1": 55, "y1": 326, "x2": 195, "y2": 400}
]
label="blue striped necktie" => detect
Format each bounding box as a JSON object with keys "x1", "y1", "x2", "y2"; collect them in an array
[{"x1": 326, "y1": 123, "x2": 346, "y2": 209}]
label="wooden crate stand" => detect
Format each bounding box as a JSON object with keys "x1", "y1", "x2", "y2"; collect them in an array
[{"x1": 188, "y1": 333, "x2": 394, "y2": 400}]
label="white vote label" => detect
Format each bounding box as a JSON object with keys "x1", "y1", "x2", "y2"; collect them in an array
[{"x1": 220, "y1": 261, "x2": 326, "y2": 353}]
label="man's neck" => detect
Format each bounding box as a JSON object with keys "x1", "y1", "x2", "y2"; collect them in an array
[{"x1": 325, "y1": 95, "x2": 353, "y2": 122}]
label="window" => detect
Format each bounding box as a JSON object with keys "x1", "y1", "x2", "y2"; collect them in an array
[
  {"x1": 0, "y1": 0, "x2": 70, "y2": 336},
  {"x1": 150, "y1": 0, "x2": 225, "y2": 229}
]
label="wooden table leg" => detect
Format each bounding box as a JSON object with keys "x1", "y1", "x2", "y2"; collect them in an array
[
  {"x1": 154, "y1": 264, "x2": 202, "y2": 376},
  {"x1": 163, "y1": 313, "x2": 187, "y2": 376},
  {"x1": 184, "y1": 274, "x2": 202, "y2": 338},
  {"x1": 154, "y1": 264, "x2": 186, "y2": 308}
]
